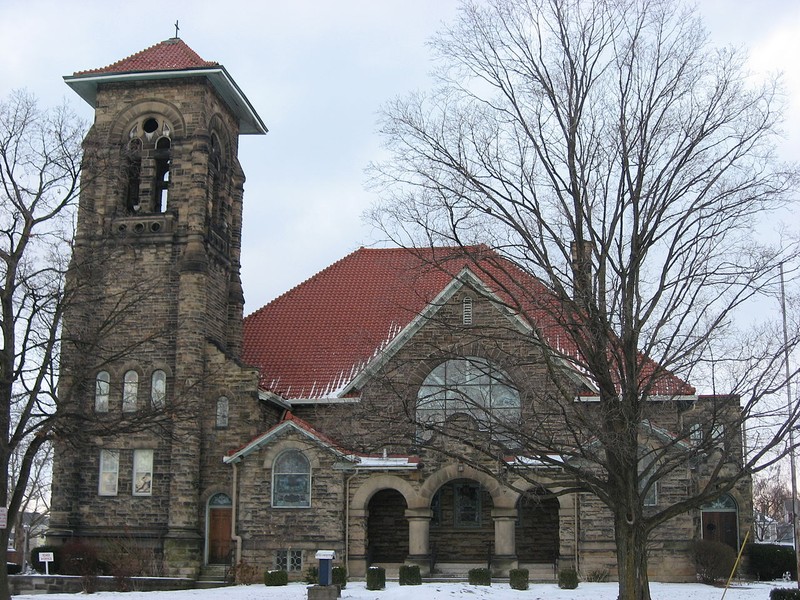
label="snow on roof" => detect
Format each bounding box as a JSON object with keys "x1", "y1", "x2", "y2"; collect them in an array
[{"x1": 243, "y1": 246, "x2": 695, "y2": 402}]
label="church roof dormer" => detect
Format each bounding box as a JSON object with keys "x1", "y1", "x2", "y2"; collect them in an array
[{"x1": 64, "y1": 38, "x2": 267, "y2": 135}]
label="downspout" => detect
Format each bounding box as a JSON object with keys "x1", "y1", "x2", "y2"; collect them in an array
[
  {"x1": 231, "y1": 461, "x2": 242, "y2": 564},
  {"x1": 345, "y1": 469, "x2": 360, "y2": 571},
  {"x1": 574, "y1": 492, "x2": 580, "y2": 572}
]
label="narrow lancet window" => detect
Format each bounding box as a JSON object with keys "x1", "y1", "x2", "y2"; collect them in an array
[
  {"x1": 153, "y1": 137, "x2": 171, "y2": 212},
  {"x1": 124, "y1": 139, "x2": 142, "y2": 213}
]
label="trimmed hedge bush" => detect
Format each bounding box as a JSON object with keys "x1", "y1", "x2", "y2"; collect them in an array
[
  {"x1": 509, "y1": 568, "x2": 529, "y2": 591},
  {"x1": 366, "y1": 566, "x2": 385, "y2": 590},
  {"x1": 771, "y1": 589, "x2": 800, "y2": 600},
  {"x1": 694, "y1": 540, "x2": 736, "y2": 584},
  {"x1": 332, "y1": 565, "x2": 347, "y2": 588},
  {"x1": 399, "y1": 564, "x2": 422, "y2": 585},
  {"x1": 468, "y1": 567, "x2": 491, "y2": 586},
  {"x1": 6, "y1": 563, "x2": 21, "y2": 575},
  {"x1": 305, "y1": 565, "x2": 318, "y2": 584},
  {"x1": 558, "y1": 568, "x2": 579, "y2": 589},
  {"x1": 264, "y1": 569, "x2": 288, "y2": 586},
  {"x1": 748, "y1": 544, "x2": 797, "y2": 581}
]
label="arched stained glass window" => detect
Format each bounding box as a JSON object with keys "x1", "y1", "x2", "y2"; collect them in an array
[
  {"x1": 122, "y1": 370, "x2": 138, "y2": 412},
  {"x1": 95, "y1": 371, "x2": 110, "y2": 412},
  {"x1": 216, "y1": 396, "x2": 229, "y2": 428},
  {"x1": 151, "y1": 370, "x2": 167, "y2": 409},
  {"x1": 416, "y1": 357, "x2": 520, "y2": 441},
  {"x1": 272, "y1": 450, "x2": 311, "y2": 508}
]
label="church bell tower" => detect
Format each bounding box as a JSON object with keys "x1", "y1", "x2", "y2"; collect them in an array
[{"x1": 49, "y1": 38, "x2": 266, "y2": 577}]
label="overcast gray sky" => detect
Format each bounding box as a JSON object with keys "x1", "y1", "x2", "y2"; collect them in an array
[{"x1": 2, "y1": 0, "x2": 799, "y2": 314}]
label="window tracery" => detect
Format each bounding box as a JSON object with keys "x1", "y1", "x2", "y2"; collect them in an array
[
  {"x1": 416, "y1": 357, "x2": 520, "y2": 442},
  {"x1": 121, "y1": 116, "x2": 173, "y2": 214}
]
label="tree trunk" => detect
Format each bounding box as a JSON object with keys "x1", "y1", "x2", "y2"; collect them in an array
[
  {"x1": 0, "y1": 526, "x2": 10, "y2": 600},
  {"x1": 615, "y1": 512, "x2": 651, "y2": 600}
]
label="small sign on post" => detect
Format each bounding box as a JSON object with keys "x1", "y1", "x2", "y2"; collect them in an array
[
  {"x1": 39, "y1": 552, "x2": 54, "y2": 576},
  {"x1": 0, "y1": 507, "x2": 8, "y2": 529}
]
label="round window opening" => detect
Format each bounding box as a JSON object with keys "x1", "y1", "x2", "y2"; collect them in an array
[{"x1": 143, "y1": 118, "x2": 159, "y2": 134}]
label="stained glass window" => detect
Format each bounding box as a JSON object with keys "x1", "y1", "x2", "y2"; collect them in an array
[
  {"x1": 417, "y1": 358, "x2": 520, "y2": 441},
  {"x1": 273, "y1": 450, "x2": 311, "y2": 508},
  {"x1": 95, "y1": 371, "x2": 110, "y2": 412},
  {"x1": 216, "y1": 397, "x2": 229, "y2": 428},
  {"x1": 98, "y1": 449, "x2": 119, "y2": 496},
  {"x1": 122, "y1": 370, "x2": 138, "y2": 412},
  {"x1": 133, "y1": 449, "x2": 153, "y2": 496},
  {"x1": 151, "y1": 370, "x2": 166, "y2": 409},
  {"x1": 454, "y1": 483, "x2": 481, "y2": 527}
]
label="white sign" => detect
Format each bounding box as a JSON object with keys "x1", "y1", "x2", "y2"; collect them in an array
[
  {"x1": 0, "y1": 507, "x2": 7, "y2": 529},
  {"x1": 39, "y1": 552, "x2": 54, "y2": 575}
]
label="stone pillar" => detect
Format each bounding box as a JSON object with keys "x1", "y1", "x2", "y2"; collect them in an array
[
  {"x1": 405, "y1": 508, "x2": 432, "y2": 575},
  {"x1": 348, "y1": 508, "x2": 368, "y2": 578},
  {"x1": 492, "y1": 507, "x2": 518, "y2": 575}
]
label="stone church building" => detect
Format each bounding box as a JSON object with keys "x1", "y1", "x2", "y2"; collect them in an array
[{"x1": 49, "y1": 39, "x2": 751, "y2": 582}]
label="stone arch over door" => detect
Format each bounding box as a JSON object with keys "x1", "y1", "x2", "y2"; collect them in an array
[
  {"x1": 701, "y1": 494, "x2": 739, "y2": 549},
  {"x1": 367, "y1": 489, "x2": 409, "y2": 563},
  {"x1": 428, "y1": 477, "x2": 497, "y2": 562},
  {"x1": 419, "y1": 463, "x2": 516, "y2": 509},
  {"x1": 206, "y1": 492, "x2": 232, "y2": 564}
]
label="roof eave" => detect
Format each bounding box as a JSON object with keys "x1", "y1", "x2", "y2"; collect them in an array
[{"x1": 64, "y1": 66, "x2": 268, "y2": 135}]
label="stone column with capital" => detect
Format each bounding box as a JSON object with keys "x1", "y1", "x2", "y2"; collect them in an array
[
  {"x1": 405, "y1": 508, "x2": 432, "y2": 575},
  {"x1": 492, "y1": 507, "x2": 518, "y2": 576}
]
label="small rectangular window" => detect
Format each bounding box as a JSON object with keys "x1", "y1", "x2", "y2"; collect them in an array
[
  {"x1": 98, "y1": 449, "x2": 119, "y2": 496},
  {"x1": 275, "y1": 549, "x2": 302, "y2": 571},
  {"x1": 133, "y1": 449, "x2": 153, "y2": 496}
]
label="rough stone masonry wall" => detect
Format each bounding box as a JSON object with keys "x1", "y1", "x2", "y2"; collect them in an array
[
  {"x1": 51, "y1": 73, "x2": 253, "y2": 580},
  {"x1": 286, "y1": 286, "x2": 742, "y2": 581},
  {"x1": 235, "y1": 429, "x2": 348, "y2": 579}
]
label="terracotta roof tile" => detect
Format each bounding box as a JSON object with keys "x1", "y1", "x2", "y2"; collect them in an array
[
  {"x1": 242, "y1": 246, "x2": 695, "y2": 400},
  {"x1": 74, "y1": 38, "x2": 218, "y2": 76}
]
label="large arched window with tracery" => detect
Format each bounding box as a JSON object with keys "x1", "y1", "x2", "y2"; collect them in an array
[{"x1": 416, "y1": 357, "x2": 520, "y2": 442}]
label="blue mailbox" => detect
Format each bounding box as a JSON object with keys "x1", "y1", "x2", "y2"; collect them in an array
[{"x1": 315, "y1": 550, "x2": 336, "y2": 586}]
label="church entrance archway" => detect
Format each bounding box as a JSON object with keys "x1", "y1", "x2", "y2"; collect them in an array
[
  {"x1": 701, "y1": 494, "x2": 739, "y2": 549},
  {"x1": 206, "y1": 492, "x2": 232, "y2": 564},
  {"x1": 429, "y1": 478, "x2": 495, "y2": 563},
  {"x1": 367, "y1": 489, "x2": 409, "y2": 563},
  {"x1": 516, "y1": 486, "x2": 559, "y2": 564}
]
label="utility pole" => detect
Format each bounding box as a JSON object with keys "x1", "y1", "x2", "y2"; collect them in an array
[{"x1": 780, "y1": 263, "x2": 799, "y2": 587}]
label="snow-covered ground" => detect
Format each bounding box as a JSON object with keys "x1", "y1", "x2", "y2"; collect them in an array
[{"x1": 10, "y1": 580, "x2": 788, "y2": 600}]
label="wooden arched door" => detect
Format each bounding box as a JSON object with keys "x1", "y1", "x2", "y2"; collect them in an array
[{"x1": 207, "y1": 493, "x2": 232, "y2": 564}]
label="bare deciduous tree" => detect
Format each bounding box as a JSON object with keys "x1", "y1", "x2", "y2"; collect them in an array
[{"x1": 368, "y1": 1, "x2": 800, "y2": 598}]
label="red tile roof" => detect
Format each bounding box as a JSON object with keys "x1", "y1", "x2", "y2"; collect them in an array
[
  {"x1": 73, "y1": 38, "x2": 218, "y2": 76},
  {"x1": 225, "y1": 411, "x2": 420, "y2": 468},
  {"x1": 242, "y1": 246, "x2": 695, "y2": 400}
]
